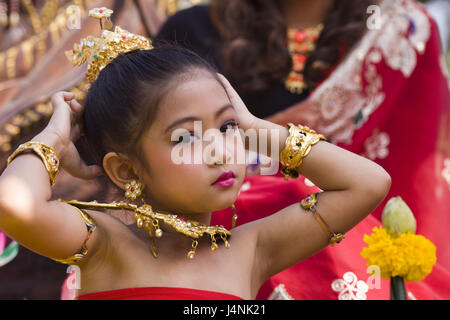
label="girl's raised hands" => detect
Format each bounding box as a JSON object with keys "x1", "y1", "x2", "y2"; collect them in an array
[{"x1": 37, "y1": 91, "x2": 102, "y2": 180}]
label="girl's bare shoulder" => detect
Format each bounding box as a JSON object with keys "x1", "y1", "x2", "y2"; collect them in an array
[{"x1": 84, "y1": 208, "x2": 135, "y2": 239}]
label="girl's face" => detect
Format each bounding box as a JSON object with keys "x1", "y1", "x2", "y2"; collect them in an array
[{"x1": 137, "y1": 72, "x2": 247, "y2": 217}]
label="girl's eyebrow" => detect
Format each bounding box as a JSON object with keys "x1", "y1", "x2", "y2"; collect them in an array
[{"x1": 164, "y1": 104, "x2": 235, "y2": 133}]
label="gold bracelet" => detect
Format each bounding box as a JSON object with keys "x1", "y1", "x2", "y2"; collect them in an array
[
  {"x1": 300, "y1": 193, "x2": 345, "y2": 246},
  {"x1": 6, "y1": 141, "x2": 60, "y2": 186},
  {"x1": 280, "y1": 123, "x2": 326, "y2": 180}
]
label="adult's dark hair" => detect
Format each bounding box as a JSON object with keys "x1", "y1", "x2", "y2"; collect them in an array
[
  {"x1": 78, "y1": 45, "x2": 217, "y2": 192},
  {"x1": 209, "y1": 0, "x2": 377, "y2": 92}
]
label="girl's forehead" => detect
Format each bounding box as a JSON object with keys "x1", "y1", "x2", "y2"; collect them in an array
[{"x1": 156, "y1": 75, "x2": 231, "y2": 121}]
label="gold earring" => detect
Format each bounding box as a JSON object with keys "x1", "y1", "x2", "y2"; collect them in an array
[
  {"x1": 231, "y1": 203, "x2": 238, "y2": 228},
  {"x1": 124, "y1": 179, "x2": 142, "y2": 201}
]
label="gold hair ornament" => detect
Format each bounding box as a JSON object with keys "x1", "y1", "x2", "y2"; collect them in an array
[{"x1": 65, "y1": 7, "x2": 153, "y2": 83}]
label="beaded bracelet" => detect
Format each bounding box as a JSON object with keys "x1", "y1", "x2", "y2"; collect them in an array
[
  {"x1": 280, "y1": 123, "x2": 326, "y2": 180},
  {"x1": 301, "y1": 193, "x2": 345, "y2": 246},
  {"x1": 6, "y1": 141, "x2": 60, "y2": 186}
]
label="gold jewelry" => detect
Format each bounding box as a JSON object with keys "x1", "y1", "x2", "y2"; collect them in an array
[
  {"x1": 280, "y1": 123, "x2": 326, "y2": 180},
  {"x1": 65, "y1": 7, "x2": 153, "y2": 83},
  {"x1": 300, "y1": 193, "x2": 345, "y2": 246},
  {"x1": 187, "y1": 240, "x2": 198, "y2": 259},
  {"x1": 51, "y1": 205, "x2": 97, "y2": 264},
  {"x1": 62, "y1": 200, "x2": 232, "y2": 260},
  {"x1": 151, "y1": 237, "x2": 159, "y2": 258},
  {"x1": 231, "y1": 203, "x2": 238, "y2": 228},
  {"x1": 124, "y1": 179, "x2": 143, "y2": 201},
  {"x1": 6, "y1": 46, "x2": 18, "y2": 79},
  {"x1": 7, "y1": 141, "x2": 60, "y2": 186}
]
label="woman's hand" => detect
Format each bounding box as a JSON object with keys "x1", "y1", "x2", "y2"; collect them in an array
[
  {"x1": 33, "y1": 91, "x2": 102, "y2": 180},
  {"x1": 217, "y1": 73, "x2": 259, "y2": 132}
]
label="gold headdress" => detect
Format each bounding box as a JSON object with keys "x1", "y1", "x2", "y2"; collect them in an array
[{"x1": 65, "y1": 7, "x2": 153, "y2": 82}]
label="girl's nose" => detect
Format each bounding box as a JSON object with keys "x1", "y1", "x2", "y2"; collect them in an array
[{"x1": 206, "y1": 146, "x2": 232, "y2": 167}]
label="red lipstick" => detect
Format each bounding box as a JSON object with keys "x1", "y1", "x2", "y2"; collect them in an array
[{"x1": 212, "y1": 170, "x2": 235, "y2": 188}]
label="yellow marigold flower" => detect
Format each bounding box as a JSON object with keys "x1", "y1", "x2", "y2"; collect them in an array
[{"x1": 360, "y1": 227, "x2": 436, "y2": 282}]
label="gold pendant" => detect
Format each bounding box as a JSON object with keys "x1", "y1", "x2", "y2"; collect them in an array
[
  {"x1": 151, "y1": 242, "x2": 159, "y2": 258},
  {"x1": 187, "y1": 240, "x2": 198, "y2": 259},
  {"x1": 231, "y1": 204, "x2": 238, "y2": 228},
  {"x1": 104, "y1": 17, "x2": 113, "y2": 30}
]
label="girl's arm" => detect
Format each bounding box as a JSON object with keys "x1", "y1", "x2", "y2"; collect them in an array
[
  {"x1": 0, "y1": 92, "x2": 103, "y2": 265},
  {"x1": 218, "y1": 75, "x2": 391, "y2": 290},
  {"x1": 245, "y1": 120, "x2": 390, "y2": 283}
]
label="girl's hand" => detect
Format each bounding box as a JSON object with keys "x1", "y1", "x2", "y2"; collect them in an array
[
  {"x1": 33, "y1": 91, "x2": 102, "y2": 180},
  {"x1": 217, "y1": 73, "x2": 286, "y2": 158},
  {"x1": 217, "y1": 73, "x2": 259, "y2": 132}
]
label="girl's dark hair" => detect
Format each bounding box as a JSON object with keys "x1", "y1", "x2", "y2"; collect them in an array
[
  {"x1": 209, "y1": 0, "x2": 377, "y2": 92},
  {"x1": 78, "y1": 45, "x2": 217, "y2": 190}
]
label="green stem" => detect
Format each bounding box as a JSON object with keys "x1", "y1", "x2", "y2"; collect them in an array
[
  {"x1": 390, "y1": 276, "x2": 407, "y2": 300},
  {"x1": 390, "y1": 279, "x2": 394, "y2": 300}
]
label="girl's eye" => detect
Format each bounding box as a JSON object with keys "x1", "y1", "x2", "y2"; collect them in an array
[
  {"x1": 220, "y1": 120, "x2": 239, "y2": 133},
  {"x1": 176, "y1": 131, "x2": 198, "y2": 144}
]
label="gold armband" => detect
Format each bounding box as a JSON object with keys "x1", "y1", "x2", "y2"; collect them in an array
[
  {"x1": 300, "y1": 193, "x2": 345, "y2": 246},
  {"x1": 280, "y1": 123, "x2": 326, "y2": 180},
  {"x1": 51, "y1": 205, "x2": 97, "y2": 265},
  {"x1": 6, "y1": 141, "x2": 60, "y2": 186}
]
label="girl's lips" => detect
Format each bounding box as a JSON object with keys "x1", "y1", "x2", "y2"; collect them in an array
[
  {"x1": 213, "y1": 177, "x2": 235, "y2": 188},
  {"x1": 212, "y1": 170, "x2": 235, "y2": 188}
]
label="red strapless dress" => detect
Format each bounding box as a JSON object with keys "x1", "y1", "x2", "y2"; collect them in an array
[{"x1": 76, "y1": 287, "x2": 244, "y2": 300}]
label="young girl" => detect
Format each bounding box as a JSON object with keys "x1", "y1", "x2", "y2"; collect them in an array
[{"x1": 0, "y1": 14, "x2": 391, "y2": 300}]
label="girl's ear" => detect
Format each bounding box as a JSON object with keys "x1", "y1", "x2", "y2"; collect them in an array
[{"x1": 103, "y1": 152, "x2": 137, "y2": 191}]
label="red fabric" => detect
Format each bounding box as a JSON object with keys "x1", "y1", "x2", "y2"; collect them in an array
[
  {"x1": 76, "y1": 287, "x2": 244, "y2": 300},
  {"x1": 211, "y1": 1, "x2": 450, "y2": 300}
]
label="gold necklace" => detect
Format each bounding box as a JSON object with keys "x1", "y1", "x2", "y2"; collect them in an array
[
  {"x1": 62, "y1": 200, "x2": 232, "y2": 259},
  {"x1": 284, "y1": 24, "x2": 323, "y2": 95}
]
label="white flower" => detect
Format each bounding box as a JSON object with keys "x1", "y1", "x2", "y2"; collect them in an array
[{"x1": 364, "y1": 130, "x2": 390, "y2": 160}]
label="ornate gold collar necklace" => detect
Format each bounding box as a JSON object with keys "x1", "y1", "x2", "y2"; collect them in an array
[{"x1": 61, "y1": 200, "x2": 231, "y2": 260}]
